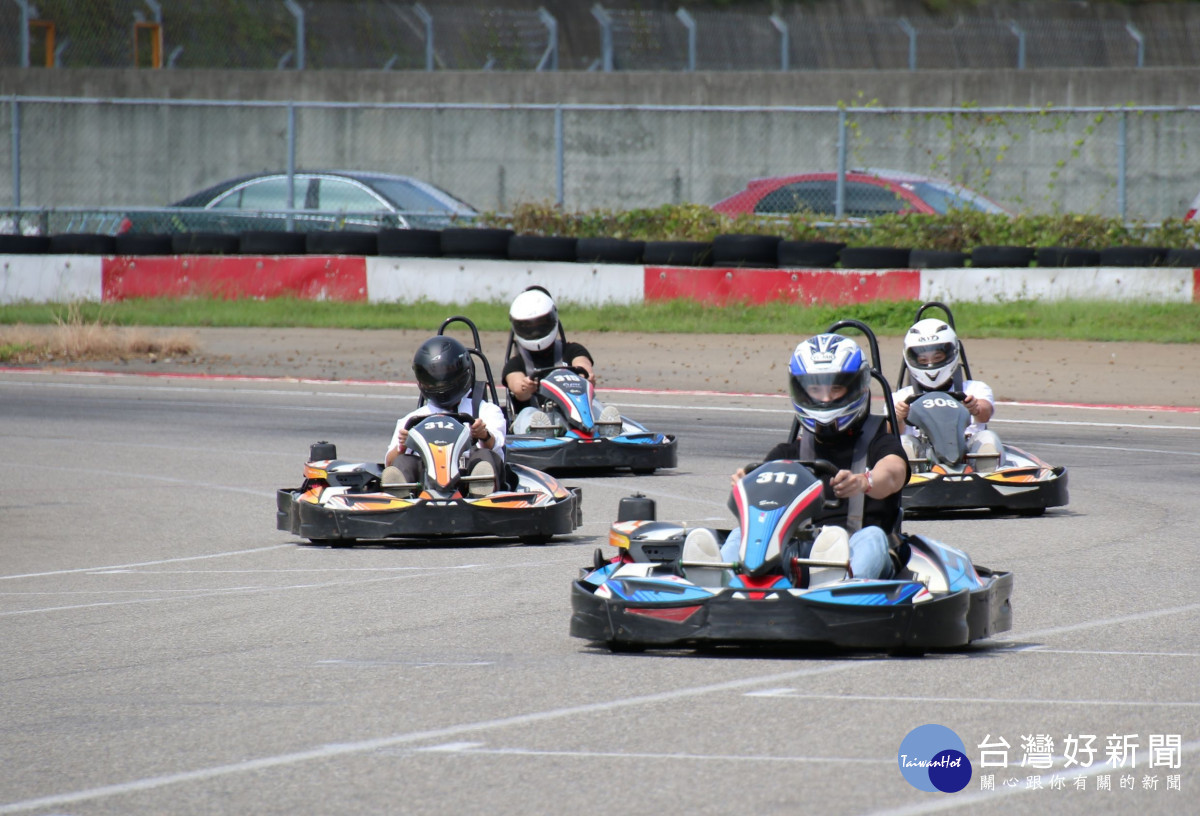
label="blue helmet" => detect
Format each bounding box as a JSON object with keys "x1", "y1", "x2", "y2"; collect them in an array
[{"x1": 788, "y1": 334, "x2": 872, "y2": 438}]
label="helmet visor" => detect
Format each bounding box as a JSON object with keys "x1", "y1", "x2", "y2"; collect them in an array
[
  {"x1": 905, "y1": 341, "x2": 958, "y2": 371},
  {"x1": 416, "y1": 360, "x2": 472, "y2": 406},
  {"x1": 788, "y1": 368, "x2": 868, "y2": 412},
  {"x1": 511, "y1": 312, "x2": 558, "y2": 343}
]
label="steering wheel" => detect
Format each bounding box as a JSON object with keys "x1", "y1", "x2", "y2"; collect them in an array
[
  {"x1": 798, "y1": 458, "x2": 844, "y2": 509},
  {"x1": 405, "y1": 411, "x2": 476, "y2": 430}
]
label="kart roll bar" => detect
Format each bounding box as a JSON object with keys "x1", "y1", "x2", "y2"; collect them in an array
[
  {"x1": 436, "y1": 314, "x2": 504, "y2": 416},
  {"x1": 895, "y1": 301, "x2": 973, "y2": 389}
]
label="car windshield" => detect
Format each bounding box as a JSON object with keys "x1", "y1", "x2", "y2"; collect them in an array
[
  {"x1": 367, "y1": 177, "x2": 476, "y2": 215},
  {"x1": 908, "y1": 181, "x2": 1006, "y2": 214}
]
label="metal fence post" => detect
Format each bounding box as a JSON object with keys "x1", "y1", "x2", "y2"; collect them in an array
[
  {"x1": 676, "y1": 8, "x2": 696, "y2": 72},
  {"x1": 898, "y1": 17, "x2": 917, "y2": 71},
  {"x1": 413, "y1": 4, "x2": 434, "y2": 71},
  {"x1": 1007, "y1": 21, "x2": 1026, "y2": 69},
  {"x1": 770, "y1": 14, "x2": 789, "y2": 72},
  {"x1": 14, "y1": 0, "x2": 30, "y2": 68},
  {"x1": 1126, "y1": 23, "x2": 1145, "y2": 68},
  {"x1": 592, "y1": 5, "x2": 613, "y2": 72},
  {"x1": 1118, "y1": 110, "x2": 1128, "y2": 221},
  {"x1": 537, "y1": 7, "x2": 558, "y2": 71},
  {"x1": 555, "y1": 105, "x2": 564, "y2": 207},
  {"x1": 10, "y1": 98, "x2": 20, "y2": 209},
  {"x1": 286, "y1": 103, "x2": 296, "y2": 231},
  {"x1": 284, "y1": 0, "x2": 305, "y2": 70},
  {"x1": 836, "y1": 109, "x2": 847, "y2": 218}
]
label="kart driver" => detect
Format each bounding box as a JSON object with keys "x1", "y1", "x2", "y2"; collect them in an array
[
  {"x1": 713, "y1": 334, "x2": 910, "y2": 580},
  {"x1": 382, "y1": 335, "x2": 507, "y2": 495},
  {"x1": 502, "y1": 286, "x2": 620, "y2": 434},
  {"x1": 891, "y1": 318, "x2": 1002, "y2": 471}
]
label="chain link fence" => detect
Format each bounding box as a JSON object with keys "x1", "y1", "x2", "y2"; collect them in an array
[
  {"x1": 4, "y1": 1, "x2": 1200, "y2": 71},
  {"x1": 1, "y1": 97, "x2": 1197, "y2": 235}
]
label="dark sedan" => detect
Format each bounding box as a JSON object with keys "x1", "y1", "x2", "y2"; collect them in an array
[{"x1": 117, "y1": 170, "x2": 478, "y2": 234}]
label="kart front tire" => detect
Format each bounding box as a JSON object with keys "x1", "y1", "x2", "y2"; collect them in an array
[
  {"x1": 306, "y1": 537, "x2": 357, "y2": 548},
  {"x1": 631, "y1": 467, "x2": 657, "y2": 475},
  {"x1": 608, "y1": 641, "x2": 646, "y2": 654}
]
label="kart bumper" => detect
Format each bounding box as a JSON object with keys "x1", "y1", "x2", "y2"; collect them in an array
[
  {"x1": 507, "y1": 434, "x2": 677, "y2": 473},
  {"x1": 277, "y1": 487, "x2": 582, "y2": 542},
  {"x1": 570, "y1": 570, "x2": 1012, "y2": 652},
  {"x1": 903, "y1": 467, "x2": 1068, "y2": 514}
]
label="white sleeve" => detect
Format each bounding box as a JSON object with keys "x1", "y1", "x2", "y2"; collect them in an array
[
  {"x1": 965, "y1": 380, "x2": 994, "y2": 407},
  {"x1": 480, "y1": 401, "x2": 507, "y2": 450}
]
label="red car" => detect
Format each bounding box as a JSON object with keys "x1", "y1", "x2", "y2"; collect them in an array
[
  {"x1": 713, "y1": 168, "x2": 1009, "y2": 219},
  {"x1": 1186, "y1": 189, "x2": 1199, "y2": 221}
]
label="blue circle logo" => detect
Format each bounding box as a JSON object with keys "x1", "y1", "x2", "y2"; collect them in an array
[{"x1": 898, "y1": 724, "x2": 972, "y2": 793}]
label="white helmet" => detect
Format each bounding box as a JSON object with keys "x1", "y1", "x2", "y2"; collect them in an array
[
  {"x1": 509, "y1": 289, "x2": 559, "y2": 352},
  {"x1": 788, "y1": 334, "x2": 872, "y2": 438},
  {"x1": 903, "y1": 318, "x2": 960, "y2": 390}
]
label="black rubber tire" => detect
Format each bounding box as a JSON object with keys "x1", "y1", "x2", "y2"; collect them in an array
[
  {"x1": 239, "y1": 230, "x2": 308, "y2": 255},
  {"x1": 776, "y1": 240, "x2": 846, "y2": 268},
  {"x1": 1036, "y1": 247, "x2": 1101, "y2": 267},
  {"x1": 1165, "y1": 248, "x2": 1200, "y2": 267},
  {"x1": 377, "y1": 228, "x2": 443, "y2": 257},
  {"x1": 0, "y1": 234, "x2": 50, "y2": 254},
  {"x1": 172, "y1": 232, "x2": 241, "y2": 255},
  {"x1": 969, "y1": 245, "x2": 1035, "y2": 268},
  {"x1": 305, "y1": 230, "x2": 377, "y2": 256},
  {"x1": 909, "y1": 249, "x2": 968, "y2": 269},
  {"x1": 114, "y1": 233, "x2": 175, "y2": 255},
  {"x1": 440, "y1": 227, "x2": 514, "y2": 258},
  {"x1": 507, "y1": 234, "x2": 578, "y2": 262},
  {"x1": 48, "y1": 233, "x2": 117, "y2": 255},
  {"x1": 710, "y1": 233, "x2": 782, "y2": 268},
  {"x1": 1098, "y1": 246, "x2": 1169, "y2": 267},
  {"x1": 642, "y1": 240, "x2": 713, "y2": 266},
  {"x1": 575, "y1": 237, "x2": 644, "y2": 263},
  {"x1": 838, "y1": 246, "x2": 912, "y2": 269}
]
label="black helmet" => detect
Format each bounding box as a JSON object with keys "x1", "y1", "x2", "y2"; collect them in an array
[{"x1": 412, "y1": 336, "x2": 473, "y2": 407}]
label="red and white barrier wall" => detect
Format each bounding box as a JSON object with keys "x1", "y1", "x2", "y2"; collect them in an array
[{"x1": 2, "y1": 255, "x2": 1198, "y2": 305}]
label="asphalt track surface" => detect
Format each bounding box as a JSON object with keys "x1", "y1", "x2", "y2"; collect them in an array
[{"x1": 2, "y1": 368, "x2": 1199, "y2": 815}]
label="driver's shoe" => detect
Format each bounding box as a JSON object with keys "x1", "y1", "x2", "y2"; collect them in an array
[
  {"x1": 528, "y1": 411, "x2": 556, "y2": 437},
  {"x1": 682, "y1": 527, "x2": 722, "y2": 563},
  {"x1": 807, "y1": 526, "x2": 850, "y2": 587},
  {"x1": 970, "y1": 431, "x2": 1003, "y2": 473},
  {"x1": 466, "y1": 460, "x2": 495, "y2": 497},
  {"x1": 381, "y1": 466, "x2": 405, "y2": 487}
]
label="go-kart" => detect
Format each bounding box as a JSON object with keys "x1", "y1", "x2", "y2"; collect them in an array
[
  {"x1": 901, "y1": 390, "x2": 1068, "y2": 515},
  {"x1": 569, "y1": 458, "x2": 1013, "y2": 653},
  {"x1": 276, "y1": 315, "x2": 582, "y2": 546},
  {"x1": 572, "y1": 317, "x2": 1012, "y2": 654},
  {"x1": 504, "y1": 363, "x2": 677, "y2": 475},
  {"x1": 895, "y1": 301, "x2": 1068, "y2": 516}
]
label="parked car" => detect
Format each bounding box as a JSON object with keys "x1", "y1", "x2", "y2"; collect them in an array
[
  {"x1": 117, "y1": 170, "x2": 478, "y2": 234},
  {"x1": 712, "y1": 168, "x2": 1009, "y2": 219}
]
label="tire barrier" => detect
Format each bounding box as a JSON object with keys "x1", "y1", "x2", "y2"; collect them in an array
[
  {"x1": 377, "y1": 228, "x2": 443, "y2": 257},
  {"x1": 0, "y1": 234, "x2": 50, "y2": 254},
  {"x1": 172, "y1": 232, "x2": 241, "y2": 255},
  {"x1": 507, "y1": 234, "x2": 579, "y2": 262},
  {"x1": 1035, "y1": 247, "x2": 1102, "y2": 268},
  {"x1": 642, "y1": 240, "x2": 713, "y2": 266},
  {"x1": 970, "y1": 245, "x2": 1036, "y2": 268},
  {"x1": 440, "y1": 227, "x2": 514, "y2": 258},
  {"x1": 908, "y1": 249, "x2": 969, "y2": 269},
  {"x1": 839, "y1": 246, "x2": 912, "y2": 269},
  {"x1": 48, "y1": 233, "x2": 117, "y2": 255},
  {"x1": 305, "y1": 230, "x2": 378, "y2": 256},
  {"x1": 711, "y1": 233, "x2": 782, "y2": 268},
  {"x1": 777, "y1": 240, "x2": 845, "y2": 268},
  {"x1": 576, "y1": 237, "x2": 645, "y2": 263},
  {"x1": 239, "y1": 231, "x2": 308, "y2": 256},
  {"x1": 115, "y1": 233, "x2": 176, "y2": 255},
  {"x1": 1098, "y1": 246, "x2": 1169, "y2": 267}
]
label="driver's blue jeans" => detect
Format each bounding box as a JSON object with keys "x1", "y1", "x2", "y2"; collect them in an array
[{"x1": 720, "y1": 525, "x2": 893, "y2": 580}]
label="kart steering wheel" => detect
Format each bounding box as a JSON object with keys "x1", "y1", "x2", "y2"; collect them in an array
[
  {"x1": 404, "y1": 411, "x2": 476, "y2": 430},
  {"x1": 798, "y1": 458, "x2": 844, "y2": 509},
  {"x1": 529, "y1": 365, "x2": 592, "y2": 382}
]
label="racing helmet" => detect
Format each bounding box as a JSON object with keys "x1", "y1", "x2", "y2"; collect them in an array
[
  {"x1": 788, "y1": 334, "x2": 872, "y2": 438},
  {"x1": 903, "y1": 318, "x2": 960, "y2": 390},
  {"x1": 412, "y1": 336, "x2": 474, "y2": 407},
  {"x1": 509, "y1": 289, "x2": 559, "y2": 352}
]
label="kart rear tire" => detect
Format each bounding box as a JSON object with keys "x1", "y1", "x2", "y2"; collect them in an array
[
  {"x1": 519, "y1": 535, "x2": 552, "y2": 546},
  {"x1": 1016, "y1": 507, "x2": 1046, "y2": 517},
  {"x1": 608, "y1": 641, "x2": 646, "y2": 654},
  {"x1": 631, "y1": 467, "x2": 657, "y2": 475},
  {"x1": 307, "y1": 537, "x2": 357, "y2": 547}
]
